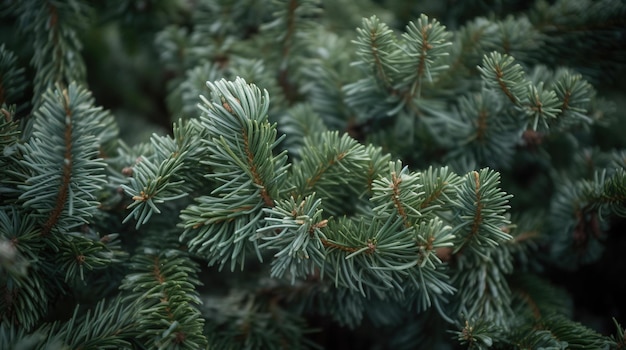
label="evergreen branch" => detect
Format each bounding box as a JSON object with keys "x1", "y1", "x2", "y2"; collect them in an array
[
  {"x1": 551, "y1": 70, "x2": 594, "y2": 129},
  {"x1": 181, "y1": 78, "x2": 289, "y2": 270},
  {"x1": 180, "y1": 196, "x2": 265, "y2": 270},
  {"x1": 40, "y1": 297, "x2": 136, "y2": 349},
  {"x1": 493, "y1": 16, "x2": 540, "y2": 61},
  {"x1": 478, "y1": 51, "x2": 528, "y2": 106},
  {"x1": 451, "y1": 248, "x2": 515, "y2": 327},
  {"x1": 418, "y1": 166, "x2": 462, "y2": 214},
  {"x1": 120, "y1": 249, "x2": 208, "y2": 349},
  {"x1": 290, "y1": 131, "x2": 369, "y2": 215},
  {"x1": 0, "y1": 323, "x2": 52, "y2": 350},
  {"x1": 549, "y1": 177, "x2": 605, "y2": 268},
  {"x1": 55, "y1": 233, "x2": 120, "y2": 282},
  {"x1": 353, "y1": 15, "x2": 400, "y2": 90},
  {"x1": 200, "y1": 77, "x2": 288, "y2": 204},
  {"x1": 549, "y1": 169, "x2": 626, "y2": 268},
  {"x1": 298, "y1": 30, "x2": 357, "y2": 132},
  {"x1": 455, "y1": 318, "x2": 504, "y2": 350},
  {"x1": 450, "y1": 168, "x2": 512, "y2": 255},
  {"x1": 173, "y1": 62, "x2": 223, "y2": 119},
  {"x1": 0, "y1": 106, "x2": 19, "y2": 149},
  {"x1": 121, "y1": 118, "x2": 208, "y2": 229},
  {"x1": 399, "y1": 14, "x2": 452, "y2": 97},
  {"x1": 524, "y1": 82, "x2": 561, "y2": 131},
  {"x1": 1, "y1": 3, "x2": 624, "y2": 348},
  {"x1": 599, "y1": 168, "x2": 626, "y2": 217},
  {"x1": 11, "y1": 0, "x2": 91, "y2": 107},
  {"x1": 371, "y1": 160, "x2": 424, "y2": 228},
  {"x1": 443, "y1": 18, "x2": 496, "y2": 81},
  {"x1": 228, "y1": 58, "x2": 287, "y2": 114},
  {"x1": 257, "y1": 193, "x2": 327, "y2": 283},
  {"x1": 576, "y1": 169, "x2": 626, "y2": 220},
  {"x1": 536, "y1": 313, "x2": 609, "y2": 349},
  {"x1": 0, "y1": 207, "x2": 47, "y2": 329},
  {"x1": 322, "y1": 215, "x2": 455, "y2": 306},
  {"x1": 321, "y1": 216, "x2": 408, "y2": 297},
  {"x1": 0, "y1": 266, "x2": 48, "y2": 330},
  {"x1": 0, "y1": 237, "x2": 28, "y2": 280},
  {"x1": 261, "y1": 0, "x2": 322, "y2": 101},
  {"x1": 611, "y1": 150, "x2": 626, "y2": 171},
  {"x1": 19, "y1": 83, "x2": 107, "y2": 235},
  {"x1": 512, "y1": 328, "x2": 568, "y2": 349},
  {"x1": 401, "y1": 219, "x2": 456, "y2": 313}
]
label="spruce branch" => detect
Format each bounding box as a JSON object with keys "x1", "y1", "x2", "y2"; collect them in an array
[
  {"x1": 120, "y1": 249, "x2": 208, "y2": 349},
  {"x1": 39, "y1": 297, "x2": 136, "y2": 349},
  {"x1": 535, "y1": 313, "x2": 609, "y2": 349},
  {"x1": 493, "y1": 15, "x2": 540, "y2": 62},
  {"x1": 524, "y1": 81, "x2": 561, "y2": 131},
  {"x1": 289, "y1": 130, "x2": 370, "y2": 215},
  {"x1": 180, "y1": 78, "x2": 289, "y2": 270},
  {"x1": 19, "y1": 83, "x2": 107, "y2": 235},
  {"x1": 609, "y1": 318, "x2": 626, "y2": 349},
  {"x1": 364, "y1": 144, "x2": 392, "y2": 194},
  {"x1": 399, "y1": 14, "x2": 452, "y2": 97},
  {"x1": 445, "y1": 89, "x2": 520, "y2": 170},
  {"x1": 0, "y1": 208, "x2": 46, "y2": 329},
  {"x1": 10, "y1": 0, "x2": 91, "y2": 107},
  {"x1": 319, "y1": 213, "x2": 456, "y2": 311},
  {"x1": 260, "y1": 0, "x2": 322, "y2": 101},
  {"x1": 550, "y1": 69, "x2": 594, "y2": 129},
  {"x1": 353, "y1": 15, "x2": 400, "y2": 90},
  {"x1": 0, "y1": 105, "x2": 19, "y2": 149},
  {"x1": 371, "y1": 160, "x2": 425, "y2": 227},
  {"x1": 549, "y1": 169, "x2": 626, "y2": 268},
  {"x1": 298, "y1": 28, "x2": 358, "y2": 132},
  {"x1": 321, "y1": 216, "x2": 410, "y2": 297},
  {"x1": 0, "y1": 265, "x2": 49, "y2": 330},
  {"x1": 450, "y1": 168, "x2": 512, "y2": 255},
  {"x1": 417, "y1": 166, "x2": 463, "y2": 215},
  {"x1": 455, "y1": 318, "x2": 504, "y2": 350},
  {"x1": 398, "y1": 218, "x2": 457, "y2": 313},
  {"x1": 122, "y1": 119, "x2": 206, "y2": 229},
  {"x1": 478, "y1": 51, "x2": 528, "y2": 106},
  {"x1": 451, "y1": 247, "x2": 515, "y2": 327},
  {"x1": 1, "y1": 82, "x2": 121, "y2": 330},
  {"x1": 258, "y1": 193, "x2": 327, "y2": 283},
  {"x1": 480, "y1": 53, "x2": 598, "y2": 133},
  {"x1": 599, "y1": 168, "x2": 626, "y2": 218}
]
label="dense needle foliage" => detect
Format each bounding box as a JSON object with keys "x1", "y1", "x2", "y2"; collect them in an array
[{"x1": 1, "y1": 0, "x2": 625, "y2": 349}]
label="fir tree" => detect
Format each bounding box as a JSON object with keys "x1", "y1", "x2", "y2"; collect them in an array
[{"x1": 1, "y1": 0, "x2": 626, "y2": 349}]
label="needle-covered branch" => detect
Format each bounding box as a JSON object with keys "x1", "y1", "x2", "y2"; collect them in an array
[
  {"x1": 122, "y1": 119, "x2": 206, "y2": 228},
  {"x1": 180, "y1": 78, "x2": 289, "y2": 270},
  {"x1": 20, "y1": 83, "x2": 108, "y2": 235}
]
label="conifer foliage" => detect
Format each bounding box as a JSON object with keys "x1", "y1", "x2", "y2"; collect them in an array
[{"x1": 1, "y1": 0, "x2": 625, "y2": 349}]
